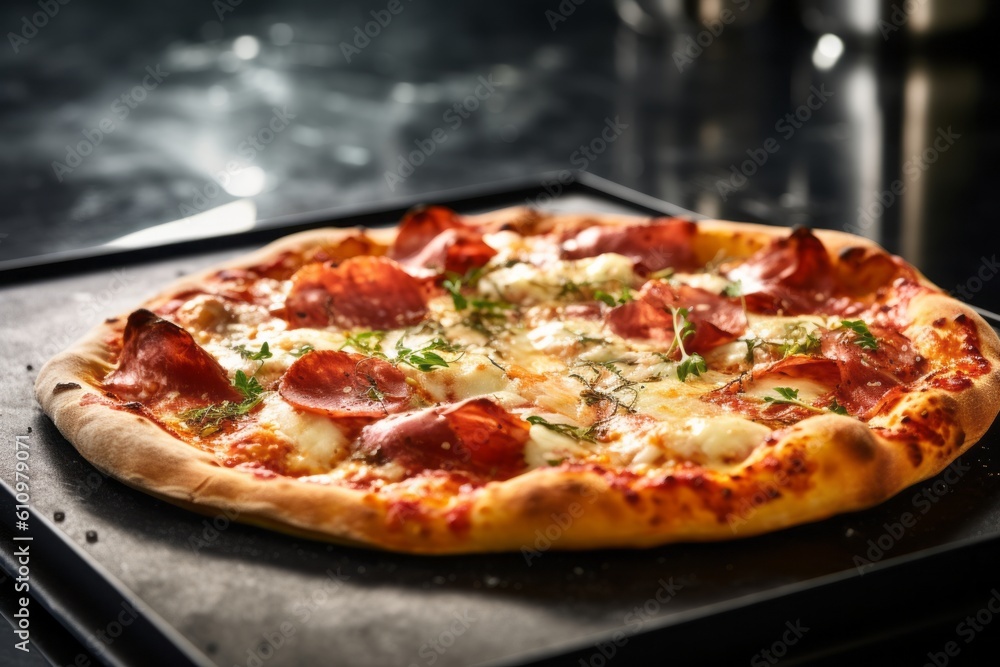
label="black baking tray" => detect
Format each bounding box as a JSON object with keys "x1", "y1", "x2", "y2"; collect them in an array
[{"x1": 2, "y1": 172, "x2": 1000, "y2": 667}]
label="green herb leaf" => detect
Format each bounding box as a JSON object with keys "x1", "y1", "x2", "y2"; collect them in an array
[
  {"x1": 744, "y1": 338, "x2": 763, "y2": 364},
  {"x1": 290, "y1": 344, "x2": 314, "y2": 358},
  {"x1": 669, "y1": 307, "x2": 706, "y2": 382},
  {"x1": 762, "y1": 386, "x2": 846, "y2": 416},
  {"x1": 442, "y1": 277, "x2": 468, "y2": 311},
  {"x1": 828, "y1": 398, "x2": 849, "y2": 416},
  {"x1": 341, "y1": 330, "x2": 387, "y2": 357},
  {"x1": 393, "y1": 337, "x2": 463, "y2": 372},
  {"x1": 594, "y1": 290, "x2": 617, "y2": 307},
  {"x1": 232, "y1": 370, "x2": 264, "y2": 401},
  {"x1": 677, "y1": 353, "x2": 707, "y2": 382},
  {"x1": 236, "y1": 341, "x2": 273, "y2": 362},
  {"x1": 722, "y1": 281, "x2": 743, "y2": 297},
  {"x1": 840, "y1": 320, "x2": 878, "y2": 350},
  {"x1": 526, "y1": 415, "x2": 596, "y2": 442}
]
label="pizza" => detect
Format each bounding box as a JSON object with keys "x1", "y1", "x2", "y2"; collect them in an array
[{"x1": 35, "y1": 205, "x2": 1000, "y2": 554}]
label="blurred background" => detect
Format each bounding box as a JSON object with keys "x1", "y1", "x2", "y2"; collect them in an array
[{"x1": 0, "y1": 0, "x2": 997, "y2": 310}]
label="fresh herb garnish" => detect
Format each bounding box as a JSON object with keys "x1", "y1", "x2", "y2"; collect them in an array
[
  {"x1": 570, "y1": 360, "x2": 641, "y2": 415},
  {"x1": 526, "y1": 415, "x2": 596, "y2": 443},
  {"x1": 236, "y1": 341, "x2": 272, "y2": 362},
  {"x1": 668, "y1": 307, "x2": 707, "y2": 382},
  {"x1": 341, "y1": 330, "x2": 387, "y2": 356},
  {"x1": 722, "y1": 280, "x2": 743, "y2": 297},
  {"x1": 763, "y1": 387, "x2": 849, "y2": 416},
  {"x1": 394, "y1": 337, "x2": 463, "y2": 372},
  {"x1": 744, "y1": 337, "x2": 764, "y2": 364},
  {"x1": 289, "y1": 344, "x2": 314, "y2": 358},
  {"x1": 442, "y1": 267, "x2": 486, "y2": 311},
  {"x1": 342, "y1": 330, "x2": 462, "y2": 372},
  {"x1": 828, "y1": 398, "x2": 850, "y2": 416},
  {"x1": 593, "y1": 285, "x2": 634, "y2": 307},
  {"x1": 780, "y1": 323, "x2": 822, "y2": 357},
  {"x1": 840, "y1": 320, "x2": 879, "y2": 350},
  {"x1": 180, "y1": 368, "x2": 268, "y2": 432}
]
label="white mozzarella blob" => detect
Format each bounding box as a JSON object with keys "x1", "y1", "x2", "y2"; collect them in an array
[
  {"x1": 651, "y1": 416, "x2": 770, "y2": 467},
  {"x1": 256, "y1": 398, "x2": 348, "y2": 471}
]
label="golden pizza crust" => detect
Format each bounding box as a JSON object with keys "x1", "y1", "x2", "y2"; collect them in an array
[{"x1": 35, "y1": 209, "x2": 1000, "y2": 553}]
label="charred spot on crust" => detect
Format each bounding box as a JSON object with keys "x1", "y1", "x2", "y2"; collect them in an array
[
  {"x1": 53, "y1": 382, "x2": 82, "y2": 393},
  {"x1": 906, "y1": 442, "x2": 923, "y2": 467},
  {"x1": 842, "y1": 434, "x2": 877, "y2": 463}
]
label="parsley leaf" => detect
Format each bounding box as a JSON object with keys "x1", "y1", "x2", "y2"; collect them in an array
[
  {"x1": 594, "y1": 285, "x2": 634, "y2": 307},
  {"x1": 341, "y1": 330, "x2": 387, "y2": 357},
  {"x1": 180, "y1": 369, "x2": 268, "y2": 432},
  {"x1": 722, "y1": 280, "x2": 743, "y2": 297},
  {"x1": 232, "y1": 370, "x2": 264, "y2": 400},
  {"x1": 763, "y1": 387, "x2": 850, "y2": 416},
  {"x1": 668, "y1": 307, "x2": 706, "y2": 382},
  {"x1": 237, "y1": 342, "x2": 273, "y2": 362},
  {"x1": 744, "y1": 337, "x2": 764, "y2": 364},
  {"x1": 526, "y1": 415, "x2": 596, "y2": 443},
  {"x1": 677, "y1": 353, "x2": 707, "y2": 382},
  {"x1": 343, "y1": 330, "x2": 462, "y2": 372},
  {"x1": 442, "y1": 267, "x2": 486, "y2": 311},
  {"x1": 840, "y1": 319, "x2": 879, "y2": 350},
  {"x1": 394, "y1": 337, "x2": 463, "y2": 372},
  {"x1": 290, "y1": 344, "x2": 314, "y2": 358},
  {"x1": 442, "y1": 277, "x2": 468, "y2": 310},
  {"x1": 828, "y1": 398, "x2": 850, "y2": 416}
]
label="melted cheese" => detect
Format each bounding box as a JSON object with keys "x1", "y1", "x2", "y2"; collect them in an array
[
  {"x1": 256, "y1": 398, "x2": 348, "y2": 471},
  {"x1": 181, "y1": 248, "x2": 861, "y2": 480}
]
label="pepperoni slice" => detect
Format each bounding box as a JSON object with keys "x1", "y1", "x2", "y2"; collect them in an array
[
  {"x1": 104, "y1": 309, "x2": 241, "y2": 407},
  {"x1": 705, "y1": 328, "x2": 918, "y2": 421},
  {"x1": 355, "y1": 398, "x2": 529, "y2": 480},
  {"x1": 703, "y1": 356, "x2": 842, "y2": 424},
  {"x1": 606, "y1": 282, "x2": 746, "y2": 353},
  {"x1": 562, "y1": 218, "x2": 698, "y2": 274},
  {"x1": 821, "y1": 325, "x2": 925, "y2": 384},
  {"x1": 726, "y1": 228, "x2": 834, "y2": 314},
  {"x1": 388, "y1": 206, "x2": 497, "y2": 276},
  {"x1": 279, "y1": 350, "x2": 411, "y2": 418},
  {"x1": 285, "y1": 256, "x2": 428, "y2": 330}
]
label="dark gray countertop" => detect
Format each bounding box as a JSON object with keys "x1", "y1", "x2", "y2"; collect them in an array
[{"x1": 1, "y1": 0, "x2": 998, "y2": 309}]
